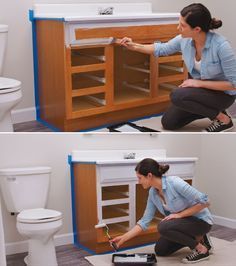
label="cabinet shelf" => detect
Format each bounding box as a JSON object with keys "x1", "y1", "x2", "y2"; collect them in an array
[
  {"x1": 102, "y1": 203, "x2": 129, "y2": 219},
  {"x1": 123, "y1": 63, "x2": 150, "y2": 73},
  {"x1": 114, "y1": 87, "x2": 150, "y2": 105},
  {"x1": 72, "y1": 86, "x2": 106, "y2": 97},
  {"x1": 72, "y1": 94, "x2": 105, "y2": 112},
  {"x1": 71, "y1": 63, "x2": 106, "y2": 73},
  {"x1": 123, "y1": 81, "x2": 149, "y2": 93}
]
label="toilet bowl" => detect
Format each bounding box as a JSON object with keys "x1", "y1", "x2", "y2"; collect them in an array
[
  {"x1": 0, "y1": 166, "x2": 63, "y2": 266},
  {"x1": 17, "y1": 208, "x2": 62, "y2": 266},
  {"x1": 0, "y1": 77, "x2": 22, "y2": 132}
]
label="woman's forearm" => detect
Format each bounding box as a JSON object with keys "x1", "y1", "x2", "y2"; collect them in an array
[
  {"x1": 178, "y1": 203, "x2": 210, "y2": 218},
  {"x1": 198, "y1": 80, "x2": 235, "y2": 91},
  {"x1": 119, "y1": 225, "x2": 143, "y2": 245},
  {"x1": 128, "y1": 43, "x2": 155, "y2": 54},
  {"x1": 180, "y1": 79, "x2": 236, "y2": 91}
]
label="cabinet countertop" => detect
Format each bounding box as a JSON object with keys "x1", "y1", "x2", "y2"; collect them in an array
[{"x1": 72, "y1": 157, "x2": 198, "y2": 165}]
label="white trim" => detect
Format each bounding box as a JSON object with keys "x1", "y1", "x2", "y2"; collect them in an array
[
  {"x1": 11, "y1": 107, "x2": 36, "y2": 124},
  {"x1": 5, "y1": 232, "x2": 73, "y2": 255},
  {"x1": 212, "y1": 215, "x2": 236, "y2": 229}
]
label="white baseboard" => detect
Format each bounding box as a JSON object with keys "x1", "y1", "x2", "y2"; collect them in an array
[
  {"x1": 11, "y1": 107, "x2": 36, "y2": 124},
  {"x1": 5, "y1": 233, "x2": 73, "y2": 256},
  {"x1": 212, "y1": 215, "x2": 236, "y2": 229}
]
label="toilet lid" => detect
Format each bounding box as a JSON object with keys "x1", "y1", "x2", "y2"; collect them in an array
[
  {"x1": 0, "y1": 77, "x2": 21, "y2": 94},
  {"x1": 17, "y1": 208, "x2": 62, "y2": 224}
]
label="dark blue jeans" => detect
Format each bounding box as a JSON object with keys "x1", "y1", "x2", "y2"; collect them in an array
[
  {"x1": 161, "y1": 87, "x2": 235, "y2": 130},
  {"x1": 155, "y1": 216, "x2": 212, "y2": 256}
]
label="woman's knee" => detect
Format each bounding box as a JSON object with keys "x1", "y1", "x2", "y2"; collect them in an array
[
  {"x1": 161, "y1": 113, "x2": 180, "y2": 130},
  {"x1": 154, "y1": 242, "x2": 169, "y2": 257},
  {"x1": 170, "y1": 88, "x2": 190, "y2": 107},
  {"x1": 158, "y1": 220, "x2": 170, "y2": 236}
]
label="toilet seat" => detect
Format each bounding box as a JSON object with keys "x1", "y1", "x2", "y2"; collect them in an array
[
  {"x1": 0, "y1": 77, "x2": 21, "y2": 94},
  {"x1": 17, "y1": 208, "x2": 62, "y2": 224}
]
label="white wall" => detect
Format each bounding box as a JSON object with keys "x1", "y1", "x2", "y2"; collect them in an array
[
  {"x1": 1, "y1": 0, "x2": 234, "y2": 122},
  {"x1": 0, "y1": 133, "x2": 236, "y2": 253},
  {"x1": 197, "y1": 135, "x2": 236, "y2": 221}
]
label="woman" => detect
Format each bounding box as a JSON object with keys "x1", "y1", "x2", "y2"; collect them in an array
[
  {"x1": 119, "y1": 3, "x2": 236, "y2": 132},
  {"x1": 111, "y1": 158, "x2": 214, "y2": 264}
]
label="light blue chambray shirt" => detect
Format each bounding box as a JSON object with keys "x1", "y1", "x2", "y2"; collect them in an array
[
  {"x1": 153, "y1": 32, "x2": 236, "y2": 95},
  {"x1": 137, "y1": 176, "x2": 213, "y2": 231}
]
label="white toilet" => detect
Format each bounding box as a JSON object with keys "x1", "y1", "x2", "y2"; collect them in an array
[
  {"x1": 0, "y1": 167, "x2": 62, "y2": 266},
  {"x1": 0, "y1": 24, "x2": 22, "y2": 132}
]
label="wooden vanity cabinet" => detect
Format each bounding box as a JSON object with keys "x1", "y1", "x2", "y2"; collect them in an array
[
  {"x1": 71, "y1": 159, "x2": 195, "y2": 253},
  {"x1": 36, "y1": 21, "x2": 187, "y2": 131}
]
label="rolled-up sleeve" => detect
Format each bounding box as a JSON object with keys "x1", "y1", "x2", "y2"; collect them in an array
[
  {"x1": 218, "y1": 41, "x2": 236, "y2": 92},
  {"x1": 137, "y1": 192, "x2": 157, "y2": 231},
  {"x1": 153, "y1": 35, "x2": 182, "y2": 57},
  {"x1": 173, "y1": 177, "x2": 210, "y2": 205}
]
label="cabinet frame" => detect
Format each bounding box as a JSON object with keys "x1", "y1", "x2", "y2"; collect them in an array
[
  {"x1": 35, "y1": 21, "x2": 187, "y2": 131},
  {"x1": 71, "y1": 159, "x2": 196, "y2": 253}
]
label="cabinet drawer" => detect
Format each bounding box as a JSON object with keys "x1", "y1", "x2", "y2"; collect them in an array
[
  {"x1": 98, "y1": 164, "x2": 137, "y2": 183},
  {"x1": 166, "y1": 162, "x2": 195, "y2": 178}
]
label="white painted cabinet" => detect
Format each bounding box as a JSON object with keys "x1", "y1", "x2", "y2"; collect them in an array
[{"x1": 70, "y1": 152, "x2": 197, "y2": 253}]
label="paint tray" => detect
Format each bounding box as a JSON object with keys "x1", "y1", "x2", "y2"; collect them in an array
[{"x1": 112, "y1": 253, "x2": 157, "y2": 266}]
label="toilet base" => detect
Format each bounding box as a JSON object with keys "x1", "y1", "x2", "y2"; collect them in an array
[
  {"x1": 0, "y1": 111, "x2": 13, "y2": 132},
  {"x1": 25, "y1": 238, "x2": 58, "y2": 266}
]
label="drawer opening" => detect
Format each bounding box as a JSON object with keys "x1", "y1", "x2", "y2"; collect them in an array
[
  {"x1": 102, "y1": 203, "x2": 130, "y2": 219},
  {"x1": 72, "y1": 92, "x2": 106, "y2": 112},
  {"x1": 113, "y1": 46, "x2": 151, "y2": 104},
  {"x1": 159, "y1": 60, "x2": 184, "y2": 77},
  {"x1": 72, "y1": 70, "x2": 105, "y2": 90},
  {"x1": 97, "y1": 221, "x2": 129, "y2": 243},
  {"x1": 102, "y1": 185, "x2": 129, "y2": 201},
  {"x1": 71, "y1": 47, "x2": 105, "y2": 66}
]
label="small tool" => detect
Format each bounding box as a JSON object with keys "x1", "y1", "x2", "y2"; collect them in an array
[{"x1": 95, "y1": 223, "x2": 118, "y2": 251}]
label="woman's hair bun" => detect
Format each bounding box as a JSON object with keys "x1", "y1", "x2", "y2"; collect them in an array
[
  {"x1": 159, "y1": 164, "x2": 169, "y2": 175},
  {"x1": 209, "y1": 18, "x2": 222, "y2": 29}
]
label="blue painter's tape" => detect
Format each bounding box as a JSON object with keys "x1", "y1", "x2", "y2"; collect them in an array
[
  {"x1": 29, "y1": 9, "x2": 41, "y2": 120},
  {"x1": 73, "y1": 242, "x2": 96, "y2": 255},
  {"x1": 68, "y1": 158, "x2": 77, "y2": 245},
  {"x1": 79, "y1": 112, "x2": 164, "y2": 132},
  {"x1": 36, "y1": 118, "x2": 61, "y2": 132},
  {"x1": 68, "y1": 155, "x2": 72, "y2": 165},
  {"x1": 28, "y1": 9, "x2": 65, "y2": 22},
  {"x1": 33, "y1": 17, "x2": 65, "y2": 22}
]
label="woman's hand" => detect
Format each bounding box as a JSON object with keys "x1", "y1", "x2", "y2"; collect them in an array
[
  {"x1": 110, "y1": 235, "x2": 125, "y2": 248},
  {"x1": 119, "y1": 37, "x2": 136, "y2": 50},
  {"x1": 119, "y1": 37, "x2": 133, "y2": 46},
  {"x1": 179, "y1": 79, "x2": 202, "y2": 88},
  {"x1": 161, "y1": 213, "x2": 182, "y2": 221}
]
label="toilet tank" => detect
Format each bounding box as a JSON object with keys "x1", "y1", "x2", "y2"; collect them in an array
[
  {"x1": 0, "y1": 25, "x2": 8, "y2": 76},
  {"x1": 0, "y1": 167, "x2": 51, "y2": 213}
]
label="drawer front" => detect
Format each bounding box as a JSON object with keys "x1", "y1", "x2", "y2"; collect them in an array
[
  {"x1": 166, "y1": 162, "x2": 195, "y2": 178},
  {"x1": 98, "y1": 161, "x2": 195, "y2": 183},
  {"x1": 98, "y1": 164, "x2": 137, "y2": 183},
  {"x1": 75, "y1": 24, "x2": 178, "y2": 42}
]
